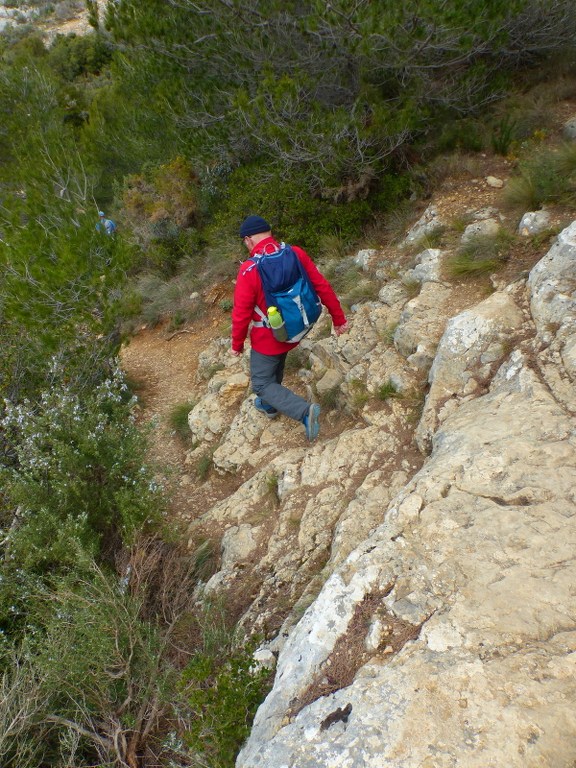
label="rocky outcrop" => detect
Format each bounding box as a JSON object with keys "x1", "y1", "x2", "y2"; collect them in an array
[
  {"x1": 181, "y1": 210, "x2": 575, "y2": 768},
  {"x1": 415, "y1": 289, "x2": 527, "y2": 451},
  {"x1": 235, "y1": 223, "x2": 576, "y2": 768}
]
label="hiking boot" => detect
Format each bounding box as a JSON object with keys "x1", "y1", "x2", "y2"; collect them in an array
[
  {"x1": 303, "y1": 403, "x2": 321, "y2": 441},
  {"x1": 254, "y1": 397, "x2": 278, "y2": 418}
]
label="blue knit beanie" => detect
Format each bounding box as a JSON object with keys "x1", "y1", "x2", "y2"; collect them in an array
[{"x1": 240, "y1": 215, "x2": 271, "y2": 238}]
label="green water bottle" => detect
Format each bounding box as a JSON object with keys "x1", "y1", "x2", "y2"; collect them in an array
[{"x1": 267, "y1": 306, "x2": 288, "y2": 342}]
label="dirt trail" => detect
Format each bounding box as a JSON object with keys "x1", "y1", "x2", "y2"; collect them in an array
[{"x1": 120, "y1": 316, "x2": 216, "y2": 522}]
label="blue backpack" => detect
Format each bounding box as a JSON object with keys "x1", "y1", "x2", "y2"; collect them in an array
[{"x1": 248, "y1": 243, "x2": 322, "y2": 343}]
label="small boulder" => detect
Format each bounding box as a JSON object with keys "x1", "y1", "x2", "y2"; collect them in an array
[
  {"x1": 402, "y1": 204, "x2": 445, "y2": 246},
  {"x1": 562, "y1": 115, "x2": 576, "y2": 141},
  {"x1": 518, "y1": 210, "x2": 551, "y2": 237},
  {"x1": 354, "y1": 248, "x2": 378, "y2": 271},
  {"x1": 461, "y1": 218, "x2": 500, "y2": 243},
  {"x1": 316, "y1": 368, "x2": 344, "y2": 395}
]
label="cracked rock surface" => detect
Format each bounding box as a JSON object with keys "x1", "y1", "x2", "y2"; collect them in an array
[{"x1": 236, "y1": 225, "x2": 576, "y2": 768}]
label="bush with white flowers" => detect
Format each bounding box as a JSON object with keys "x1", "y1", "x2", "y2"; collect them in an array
[{"x1": 0, "y1": 364, "x2": 164, "y2": 574}]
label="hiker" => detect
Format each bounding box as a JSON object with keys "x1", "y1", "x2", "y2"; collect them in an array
[
  {"x1": 96, "y1": 211, "x2": 116, "y2": 235},
  {"x1": 231, "y1": 215, "x2": 349, "y2": 441}
]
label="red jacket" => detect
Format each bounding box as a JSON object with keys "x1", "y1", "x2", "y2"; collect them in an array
[{"x1": 231, "y1": 237, "x2": 347, "y2": 355}]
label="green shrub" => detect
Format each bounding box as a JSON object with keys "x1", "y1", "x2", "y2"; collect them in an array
[
  {"x1": 208, "y1": 164, "x2": 372, "y2": 254},
  {"x1": 47, "y1": 32, "x2": 113, "y2": 81},
  {"x1": 0, "y1": 567, "x2": 174, "y2": 768},
  {"x1": 119, "y1": 158, "x2": 204, "y2": 274},
  {"x1": 179, "y1": 602, "x2": 272, "y2": 768},
  {"x1": 0, "y1": 366, "x2": 164, "y2": 574},
  {"x1": 0, "y1": 545, "x2": 264, "y2": 768}
]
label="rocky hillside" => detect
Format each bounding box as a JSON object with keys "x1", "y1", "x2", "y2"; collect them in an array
[
  {"x1": 0, "y1": 0, "x2": 107, "y2": 40},
  {"x1": 121, "y1": 108, "x2": 576, "y2": 767}
]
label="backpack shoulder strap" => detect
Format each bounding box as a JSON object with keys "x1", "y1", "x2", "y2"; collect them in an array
[{"x1": 252, "y1": 305, "x2": 267, "y2": 328}]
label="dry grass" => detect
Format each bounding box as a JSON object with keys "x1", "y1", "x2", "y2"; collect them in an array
[{"x1": 287, "y1": 586, "x2": 423, "y2": 717}]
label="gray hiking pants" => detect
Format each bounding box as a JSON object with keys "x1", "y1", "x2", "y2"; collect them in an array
[{"x1": 250, "y1": 349, "x2": 309, "y2": 422}]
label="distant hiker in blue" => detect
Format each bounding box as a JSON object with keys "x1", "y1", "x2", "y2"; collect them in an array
[{"x1": 96, "y1": 211, "x2": 116, "y2": 235}]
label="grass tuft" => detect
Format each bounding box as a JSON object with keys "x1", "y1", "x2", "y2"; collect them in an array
[
  {"x1": 446, "y1": 230, "x2": 515, "y2": 278},
  {"x1": 377, "y1": 380, "x2": 402, "y2": 401},
  {"x1": 197, "y1": 452, "x2": 214, "y2": 481},
  {"x1": 316, "y1": 385, "x2": 341, "y2": 411},
  {"x1": 168, "y1": 400, "x2": 197, "y2": 444},
  {"x1": 348, "y1": 378, "x2": 368, "y2": 410},
  {"x1": 504, "y1": 143, "x2": 576, "y2": 210}
]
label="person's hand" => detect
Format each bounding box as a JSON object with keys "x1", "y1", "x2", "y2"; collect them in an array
[
  {"x1": 334, "y1": 322, "x2": 349, "y2": 336},
  {"x1": 231, "y1": 348, "x2": 242, "y2": 357}
]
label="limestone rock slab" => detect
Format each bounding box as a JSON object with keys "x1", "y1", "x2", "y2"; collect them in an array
[
  {"x1": 416, "y1": 291, "x2": 524, "y2": 452},
  {"x1": 237, "y1": 356, "x2": 576, "y2": 768},
  {"x1": 393, "y1": 282, "x2": 453, "y2": 357}
]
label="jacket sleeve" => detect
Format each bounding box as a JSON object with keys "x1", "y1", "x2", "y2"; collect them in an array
[
  {"x1": 293, "y1": 246, "x2": 347, "y2": 327},
  {"x1": 231, "y1": 262, "x2": 258, "y2": 352}
]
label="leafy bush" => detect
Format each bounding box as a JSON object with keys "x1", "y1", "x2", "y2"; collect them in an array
[
  {"x1": 0, "y1": 321, "x2": 116, "y2": 406},
  {"x1": 0, "y1": 542, "x2": 263, "y2": 768},
  {"x1": 105, "y1": 0, "x2": 576, "y2": 217},
  {"x1": 179, "y1": 602, "x2": 271, "y2": 768},
  {"x1": 47, "y1": 32, "x2": 113, "y2": 81},
  {"x1": 208, "y1": 164, "x2": 372, "y2": 254},
  {"x1": 181, "y1": 644, "x2": 270, "y2": 768},
  {"x1": 0, "y1": 366, "x2": 164, "y2": 575},
  {"x1": 122, "y1": 158, "x2": 201, "y2": 232},
  {"x1": 0, "y1": 567, "x2": 174, "y2": 768}
]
